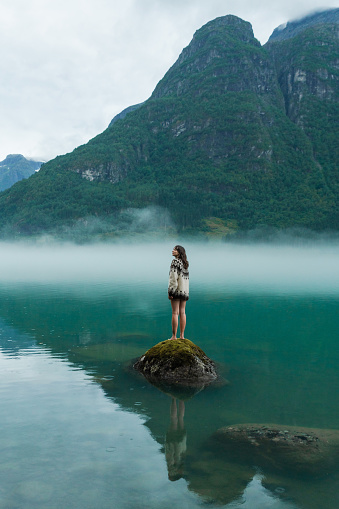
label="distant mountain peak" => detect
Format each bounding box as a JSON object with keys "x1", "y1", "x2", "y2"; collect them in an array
[
  {"x1": 268, "y1": 8, "x2": 339, "y2": 42},
  {"x1": 3, "y1": 154, "x2": 26, "y2": 162},
  {"x1": 0, "y1": 154, "x2": 43, "y2": 192}
]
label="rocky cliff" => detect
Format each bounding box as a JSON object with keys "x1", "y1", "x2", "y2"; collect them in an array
[
  {"x1": 266, "y1": 9, "x2": 339, "y2": 228},
  {"x1": 152, "y1": 16, "x2": 279, "y2": 100}
]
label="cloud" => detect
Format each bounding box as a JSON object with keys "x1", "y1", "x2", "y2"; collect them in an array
[{"x1": 0, "y1": 0, "x2": 337, "y2": 161}]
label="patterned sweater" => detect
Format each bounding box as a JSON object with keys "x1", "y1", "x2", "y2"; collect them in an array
[{"x1": 168, "y1": 258, "x2": 189, "y2": 301}]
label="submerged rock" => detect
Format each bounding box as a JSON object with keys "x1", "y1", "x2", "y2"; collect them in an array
[
  {"x1": 211, "y1": 424, "x2": 339, "y2": 475},
  {"x1": 133, "y1": 338, "x2": 218, "y2": 392}
]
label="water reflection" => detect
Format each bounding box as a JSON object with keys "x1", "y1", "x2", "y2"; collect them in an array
[
  {"x1": 0, "y1": 253, "x2": 338, "y2": 509},
  {"x1": 0, "y1": 344, "x2": 190, "y2": 509},
  {"x1": 226, "y1": 473, "x2": 298, "y2": 509},
  {"x1": 0, "y1": 318, "x2": 36, "y2": 356},
  {"x1": 1, "y1": 316, "x2": 338, "y2": 509},
  {"x1": 165, "y1": 398, "x2": 187, "y2": 482}
]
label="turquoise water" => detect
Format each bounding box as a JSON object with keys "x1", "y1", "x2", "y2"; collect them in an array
[{"x1": 0, "y1": 242, "x2": 338, "y2": 509}]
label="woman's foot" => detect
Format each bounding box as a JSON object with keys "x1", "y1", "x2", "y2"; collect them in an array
[{"x1": 169, "y1": 336, "x2": 177, "y2": 340}]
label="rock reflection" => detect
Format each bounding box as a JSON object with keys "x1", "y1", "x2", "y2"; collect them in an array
[
  {"x1": 230, "y1": 473, "x2": 299, "y2": 508},
  {"x1": 185, "y1": 446, "x2": 254, "y2": 505},
  {"x1": 184, "y1": 445, "x2": 302, "y2": 507},
  {"x1": 140, "y1": 376, "x2": 206, "y2": 400},
  {"x1": 182, "y1": 422, "x2": 339, "y2": 508}
]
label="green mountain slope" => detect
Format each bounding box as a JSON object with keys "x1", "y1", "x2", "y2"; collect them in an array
[
  {"x1": 0, "y1": 12, "x2": 337, "y2": 236},
  {"x1": 266, "y1": 17, "x2": 339, "y2": 228}
]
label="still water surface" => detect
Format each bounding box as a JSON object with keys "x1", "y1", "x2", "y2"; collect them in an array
[{"x1": 0, "y1": 242, "x2": 338, "y2": 509}]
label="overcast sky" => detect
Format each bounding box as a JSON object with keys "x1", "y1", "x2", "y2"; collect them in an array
[{"x1": 0, "y1": 0, "x2": 337, "y2": 163}]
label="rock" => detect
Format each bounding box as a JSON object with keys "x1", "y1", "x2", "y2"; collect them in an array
[
  {"x1": 211, "y1": 424, "x2": 339, "y2": 476},
  {"x1": 133, "y1": 338, "x2": 218, "y2": 397}
]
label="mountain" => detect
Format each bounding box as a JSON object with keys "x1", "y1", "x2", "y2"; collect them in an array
[
  {"x1": 0, "y1": 154, "x2": 43, "y2": 192},
  {"x1": 269, "y1": 8, "x2": 339, "y2": 42},
  {"x1": 265, "y1": 8, "x2": 339, "y2": 228},
  {"x1": 109, "y1": 103, "x2": 144, "y2": 127},
  {"x1": 0, "y1": 11, "x2": 338, "y2": 237}
]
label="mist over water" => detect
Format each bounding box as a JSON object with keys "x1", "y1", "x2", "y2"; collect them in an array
[{"x1": 0, "y1": 239, "x2": 338, "y2": 296}]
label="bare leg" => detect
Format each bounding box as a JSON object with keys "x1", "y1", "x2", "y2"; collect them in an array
[
  {"x1": 179, "y1": 300, "x2": 186, "y2": 339},
  {"x1": 170, "y1": 300, "x2": 180, "y2": 339},
  {"x1": 178, "y1": 400, "x2": 185, "y2": 429},
  {"x1": 170, "y1": 397, "x2": 178, "y2": 430}
]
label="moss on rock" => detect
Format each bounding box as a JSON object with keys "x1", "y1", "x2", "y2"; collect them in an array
[{"x1": 133, "y1": 338, "x2": 217, "y2": 387}]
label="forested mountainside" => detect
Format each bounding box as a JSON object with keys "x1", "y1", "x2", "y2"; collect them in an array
[{"x1": 0, "y1": 10, "x2": 337, "y2": 237}]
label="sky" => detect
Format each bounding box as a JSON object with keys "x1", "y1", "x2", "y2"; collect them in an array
[{"x1": 0, "y1": 0, "x2": 337, "y2": 163}]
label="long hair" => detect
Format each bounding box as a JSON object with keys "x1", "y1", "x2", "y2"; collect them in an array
[{"x1": 175, "y1": 245, "x2": 189, "y2": 269}]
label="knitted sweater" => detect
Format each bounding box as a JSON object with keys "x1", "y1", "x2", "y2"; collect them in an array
[{"x1": 168, "y1": 258, "x2": 189, "y2": 301}]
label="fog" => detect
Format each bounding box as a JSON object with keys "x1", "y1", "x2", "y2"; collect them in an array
[
  {"x1": 0, "y1": 206, "x2": 175, "y2": 242},
  {"x1": 0, "y1": 240, "x2": 338, "y2": 296},
  {"x1": 57, "y1": 206, "x2": 175, "y2": 241}
]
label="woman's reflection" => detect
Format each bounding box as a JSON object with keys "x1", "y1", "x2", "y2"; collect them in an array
[{"x1": 165, "y1": 397, "x2": 187, "y2": 481}]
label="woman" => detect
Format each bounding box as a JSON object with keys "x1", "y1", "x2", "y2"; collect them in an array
[{"x1": 168, "y1": 245, "x2": 189, "y2": 340}]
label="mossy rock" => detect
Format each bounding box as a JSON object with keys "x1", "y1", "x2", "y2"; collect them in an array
[
  {"x1": 211, "y1": 424, "x2": 339, "y2": 476},
  {"x1": 133, "y1": 338, "x2": 217, "y2": 389}
]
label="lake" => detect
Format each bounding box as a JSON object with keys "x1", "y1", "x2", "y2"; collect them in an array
[{"x1": 0, "y1": 240, "x2": 338, "y2": 509}]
